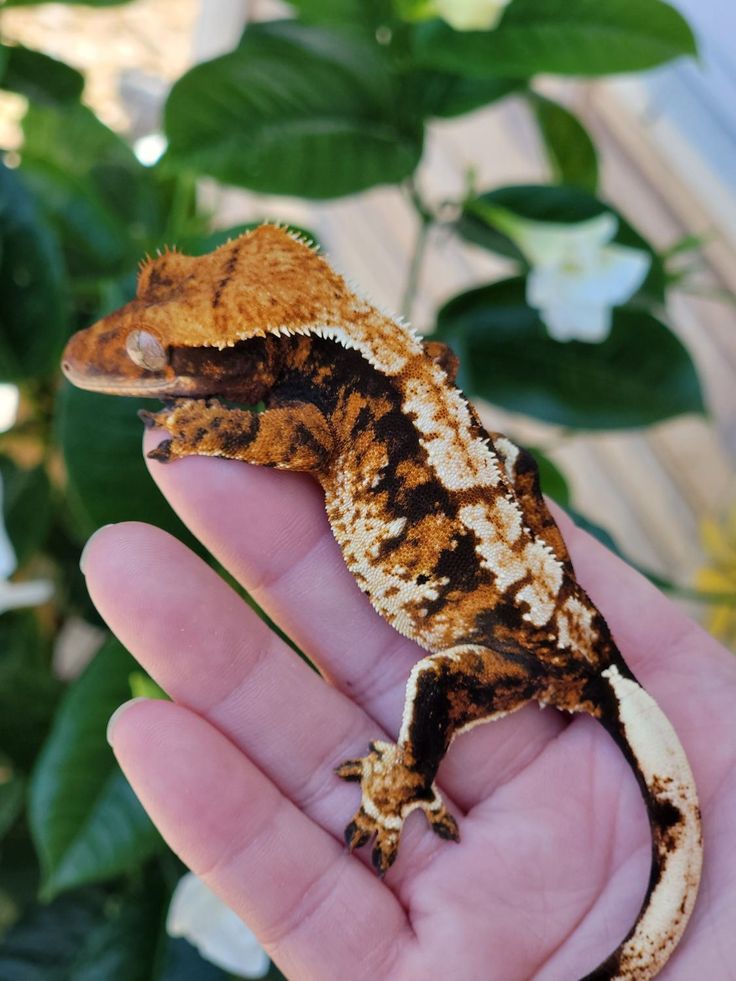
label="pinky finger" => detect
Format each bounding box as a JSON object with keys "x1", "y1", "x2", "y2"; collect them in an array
[{"x1": 109, "y1": 699, "x2": 409, "y2": 979}]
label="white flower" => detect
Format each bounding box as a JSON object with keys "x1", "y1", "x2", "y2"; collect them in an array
[
  {"x1": 167, "y1": 872, "x2": 270, "y2": 978},
  {"x1": 0, "y1": 470, "x2": 53, "y2": 614},
  {"x1": 435, "y1": 0, "x2": 511, "y2": 31},
  {"x1": 504, "y1": 212, "x2": 651, "y2": 343}
]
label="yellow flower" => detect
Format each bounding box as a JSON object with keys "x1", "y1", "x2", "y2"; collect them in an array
[{"x1": 696, "y1": 505, "x2": 736, "y2": 649}]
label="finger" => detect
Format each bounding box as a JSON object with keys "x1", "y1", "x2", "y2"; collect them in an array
[
  {"x1": 82, "y1": 521, "x2": 453, "y2": 877},
  {"x1": 142, "y1": 441, "x2": 565, "y2": 807},
  {"x1": 109, "y1": 698, "x2": 409, "y2": 980}
]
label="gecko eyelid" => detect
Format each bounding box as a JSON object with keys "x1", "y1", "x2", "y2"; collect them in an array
[{"x1": 126, "y1": 330, "x2": 167, "y2": 371}]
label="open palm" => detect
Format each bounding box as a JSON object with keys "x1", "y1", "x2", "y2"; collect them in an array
[{"x1": 83, "y1": 437, "x2": 736, "y2": 980}]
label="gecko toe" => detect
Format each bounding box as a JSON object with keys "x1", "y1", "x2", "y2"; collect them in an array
[
  {"x1": 430, "y1": 809, "x2": 460, "y2": 842},
  {"x1": 335, "y1": 759, "x2": 364, "y2": 782},
  {"x1": 344, "y1": 818, "x2": 371, "y2": 852},
  {"x1": 147, "y1": 439, "x2": 174, "y2": 462}
]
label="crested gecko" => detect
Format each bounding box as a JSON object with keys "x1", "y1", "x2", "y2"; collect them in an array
[{"x1": 62, "y1": 225, "x2": 702, "y2": 980}]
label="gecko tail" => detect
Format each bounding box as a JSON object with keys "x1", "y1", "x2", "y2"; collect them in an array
[{"x1": 580, "y1": 663, "x2": 703, "y2": 980}]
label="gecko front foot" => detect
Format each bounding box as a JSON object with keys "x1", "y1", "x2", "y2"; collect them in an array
[
  {"x1": 336, "y1": 740, "x2": 459, "y2": 876},
  {"x1": 139, "y1": 399, "x2": 245, "y2": 462}
]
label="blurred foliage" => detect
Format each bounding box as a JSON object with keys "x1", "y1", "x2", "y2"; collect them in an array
[{"x1": 0, "y1": 0, "x2": 714, "y2": 976}]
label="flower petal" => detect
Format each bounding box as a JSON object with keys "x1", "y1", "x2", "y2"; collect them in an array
[
  {"x1": 435, "y1": 0, "x2": 510, "y2": 31},
  {"x1": 540, "y1": 302, "x2": 612, "y2": 343},
  {"x1": 0, "y1": 579, "x2": 54, "y2": 616},
  {"x1": 167, "y1": 872, "x2": 270, "y2": 978},
  {"x1": 511, "y1": 212, "x2": 618, "y2": 267},
  {"x1": 0, "y1": 472, "x2": 17, "y2": 580}
]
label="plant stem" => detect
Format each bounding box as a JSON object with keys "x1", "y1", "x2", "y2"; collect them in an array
[{"x1": 401, "y1": 183, "x2": 433, "y2": 323}]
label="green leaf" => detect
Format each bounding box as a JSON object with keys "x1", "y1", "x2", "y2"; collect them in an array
[
  {"x1": 0, "y1": 830, "x2": 40, "y2": 932},
  {"x1": 0, "y1": 457, "x2": 52, "y2": 568},
  {"x1": 159, "y1": 938, "x2": 230, "y2": 981},
  {"x1": 528, "y1": 93, "x2": 598, "y2": 191},
  {"x1": 0, "y1": 758, "x2": 24, "y2": 841},
  {"x1": 19, "y1": 103, "x2": 168, "y2": 281},
  {"x1": 0, "y1": 45, "x2": 84, "y2": 105},
  {"x1": 128, "y1": 671, "x2": 168, "y2": 701},
  {"x1": 458, "y1": 184, "x2": 666, "y2": 305},
  {"x1": 29, "y1": 637, "x2": 163, "y2": 899},
  {"x1": 0, "y1": 879, "x2": 164, "y2": 980},
  {"x1": 436, "y1": 277, "x2": 705, "y2": 429},
  {"x1": 0, "y1": 163, "x2": 68, "y2": 381},
  {"x1": 0, "y1": 614, "x2": 61, "y2": 772},
  {"x1": 401, "y1": 70, "x2": 520, "y2": 118},
  {"x1": 414, "y1": 0, "x2": 697, "y2": 78},
  {"x1": 531, "y1": 449, "x2": 570, "y2": 506},
  {"x1": 289, "y1": 0, "x2": 393, "y2": 28},
  {"x1": 0, "y1": 888, "x2": 105, "y2": 979},
  {"x1": 56, "y1": 382, "x2": 197, "y2": 546},
  {"x1": 164, "y1": 21, "x2": 422, "y2": 198}
]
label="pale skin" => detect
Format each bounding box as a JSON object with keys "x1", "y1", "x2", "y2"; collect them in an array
[{"x1": 82, "y1": 432, "x2": 736, "y2": 980}]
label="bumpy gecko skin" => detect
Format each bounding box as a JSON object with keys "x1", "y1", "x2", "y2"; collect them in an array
[{"x1": 62, "y1": 225, "x2": 702, "y2": 980}]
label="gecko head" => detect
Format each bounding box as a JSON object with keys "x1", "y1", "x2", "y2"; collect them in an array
[
  {"x1": 62, "y1": 225, "x2": 426, "y2": 397},
  {"x1": 61, "y1": 305, "x2": 284, "y2": 401}
]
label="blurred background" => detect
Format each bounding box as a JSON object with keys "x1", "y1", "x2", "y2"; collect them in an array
[{"x1": 0, "y1": 0, "x2": 734, "y2": 977}]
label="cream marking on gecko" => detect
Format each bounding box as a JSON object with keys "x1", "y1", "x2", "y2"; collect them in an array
[
  {"x1": 601, "y1": 666, "x2": 702, "y2": 978},
  {"x1": 402, "y1": 363, "x2": 502, "y2": 491}
]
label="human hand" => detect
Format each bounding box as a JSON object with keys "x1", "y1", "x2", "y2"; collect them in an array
[{"x1": 81, "y1": 434, "x2": 736, "y2": 979}]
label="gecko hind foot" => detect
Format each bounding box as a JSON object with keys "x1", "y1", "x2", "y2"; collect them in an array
[{"x1": 336, "y1": 740, "x2": 459, "y2": 876}]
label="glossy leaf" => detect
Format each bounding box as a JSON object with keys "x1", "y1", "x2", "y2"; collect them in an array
[
  {"x1": 164, "y1": 21, "x2": 422, "y2": 198},
  {"x1": 158, "y1": 938, "x2": 231, "y2": 981},
  {"x1": 0, "y1": 758, "x2": 25, "y2": 841},
  {"x1": 0, "y1": 614, "x2": 60, "y2": 772},
  {"x1": 528, "y1": 93, "x2": 598, "y2": 191},
  {"x1": 289, "y1": 0, "x2": 392, "y2": 28},
  {"x1": 0, "y1": 880, "x2": 163, "y2": 980},
  {"x1": 414, "y1": 0, "x2": 697, "y2": 78},
  {"x1": 0, "y1": 457, "x2": 52, "y2": 568},
  {"x1": 56, "y1": 382, "x2": 195, "y2": 546},
  {"x1": 457, "y1": 184, "x2": 666, "y2": 305},
  {"x1": 531, "y1": 449, "x2": 570, "y2": 506},
  {"x1": 0, "y1": 889, "x2": 106, "y2": 979},
  {"x1": 0, "y1": 163, "x2": 68, "y2": 381},
  {"x1": 20, "y1": 103, "x2": 167, "y2": 280},
  {"x1": 437, "y1": 278, "x2": 704, "y2": 429},
  {"x1": 0, "y1": 45, "x2": 84, "y2": 105},
  {"x1": 402, "y1": 71, "x2": 520, "y2": 119},
  {"x1": 29, "y1": 637, "x2": 163, "y2": 899}
]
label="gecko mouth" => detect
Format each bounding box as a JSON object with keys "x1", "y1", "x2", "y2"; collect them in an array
[{"x1": 60, "y1": 357, "x2": 182, "y2": 396}]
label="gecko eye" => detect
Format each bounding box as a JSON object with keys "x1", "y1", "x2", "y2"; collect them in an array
[{"x1": 126, "y1": 330, "x2": 167, "y2": 371}]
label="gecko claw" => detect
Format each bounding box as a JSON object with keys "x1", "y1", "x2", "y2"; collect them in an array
[
  {"x1": 335, "y1": 759, "x2": 363, "y2": 782},
  {"x1": 147, "y1": 439, "x2": 174, "y2": 462},
  {"x1": 344, "y1": 819, "x2": 371, "y2": 852},
  {"x1": 138, "y1": 409, "x2": 158, "y2": 429},
  {"x1": 430, "y1": 810, "x2": 461, "y2": 842}
]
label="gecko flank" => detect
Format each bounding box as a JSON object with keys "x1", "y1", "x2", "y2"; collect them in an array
[{"x1": 62, "y1": 225, "x2": 702, "y2": 980}]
